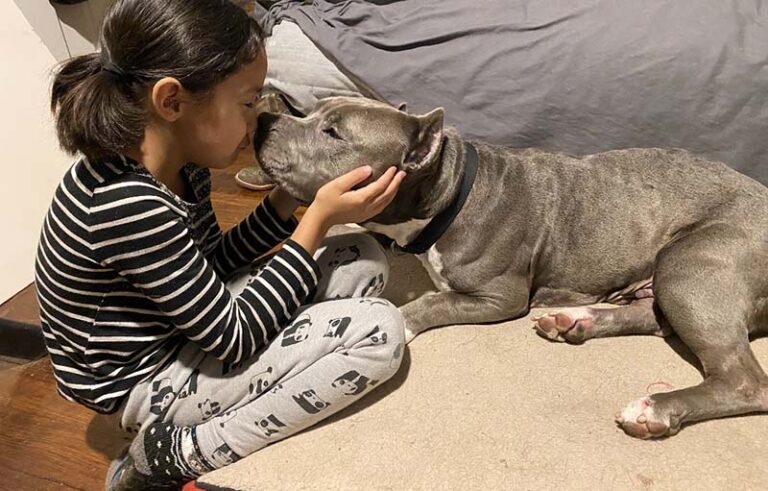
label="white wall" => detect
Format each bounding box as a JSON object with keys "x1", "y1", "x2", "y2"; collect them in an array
[
  {"x1": 0, "y1": 3, "x2": 73, "y2": 302},
  {"x1": 0, "y1": 1, "x2": 115, "y2": 303}
]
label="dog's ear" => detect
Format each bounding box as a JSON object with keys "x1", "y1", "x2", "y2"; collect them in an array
[
  {"x1": 256, "y1": 93, "x2": 289, "y2": 114},
  {"x1": 403, "y1": 107, "x2": 444, "y2": 172},
  {"x1": 257, "y1": 92, "x2": 306, "y2": 117},
  {"x1": 396, "y1": 102, "x2": 408, "y2": 112}
]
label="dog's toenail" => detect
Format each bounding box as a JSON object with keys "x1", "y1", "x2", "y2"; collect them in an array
[{"x1": 637, "y1": 415, "x2": 647, "y2": 424}]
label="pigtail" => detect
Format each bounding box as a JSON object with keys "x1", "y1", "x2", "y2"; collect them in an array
[
  {"x1": 49, "y1": 0, "x2": 265, "y2": 160},
  {"x1": 50, "y1": 53, "x2": 146, "y2": 160}
]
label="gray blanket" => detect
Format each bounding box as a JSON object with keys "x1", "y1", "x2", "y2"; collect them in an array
[{"x1": 256, "y1": 0, "x2": 768, "y2": 185}]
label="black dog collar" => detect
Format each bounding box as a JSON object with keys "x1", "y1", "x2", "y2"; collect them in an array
[{"x1": 396, "y1": 142, "x2": 479, "y2": 255}]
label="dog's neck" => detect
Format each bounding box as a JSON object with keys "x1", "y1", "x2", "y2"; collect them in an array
[{"x1": 363, "y1": 127, "x2": 466, "y2": 246}]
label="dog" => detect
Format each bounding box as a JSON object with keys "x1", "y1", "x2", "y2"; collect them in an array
[{"x1": 253, "y1": 96, "x2": 768, "y2": 439}]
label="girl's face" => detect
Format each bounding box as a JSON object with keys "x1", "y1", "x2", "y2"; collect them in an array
[{"x1": 177, "y1": 53, "x2": 267, "y2": 169}]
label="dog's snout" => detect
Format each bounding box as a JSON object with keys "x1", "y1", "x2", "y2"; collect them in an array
[
  {"x1": 253, "y1": 112, "x2": 280, "y2": 152},
  {"x1": 257, "y1": 111, "x2": 280, "y2": 130}
]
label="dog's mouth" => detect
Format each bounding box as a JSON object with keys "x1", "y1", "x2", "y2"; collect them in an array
[
  {"x1": 255, "y1": 154, "x2": 311, "y2": 206},
  {"x1": 252, "y1": 124, "x2": 285, "y2": 173},
  {"x1": 257, "y1": 157, "x2": 278, "y2": 180},
  {"x1": 255, "y1": 153, "x2": 287, "y2": 185}
]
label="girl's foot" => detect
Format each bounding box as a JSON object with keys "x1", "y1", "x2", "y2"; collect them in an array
[
  {"x1": 106, "y1": 447, "x2": 182, "y2": 491},
  {"x1": 107, "y1": 423, "x2": 210, "y2": 491}
]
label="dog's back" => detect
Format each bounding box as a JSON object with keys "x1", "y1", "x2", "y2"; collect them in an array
[{"x1": 465, "y1": 143, "x2": 768, "y2": 295}]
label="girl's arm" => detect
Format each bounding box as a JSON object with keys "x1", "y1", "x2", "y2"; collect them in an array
[
  {"x1": 90, "y1": 179, "x2": 320, "y2": 365},
  {"x1": 207, "y1": 187, "x2": 300, "y2": 279},
  {"x1": 89, "y1": 167, "x2": 403, "y2": 365}
]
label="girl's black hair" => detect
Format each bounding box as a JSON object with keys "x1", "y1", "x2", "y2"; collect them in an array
[{"x1": 51, "y1": 0, "x2": 264, "y2": 160}]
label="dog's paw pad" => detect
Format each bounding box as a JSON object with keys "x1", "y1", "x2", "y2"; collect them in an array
[
  {"x1": 533, "y1": 308, "x2": 594, "y2": 343},
  {"x1": 615, "y1": 397, "x2": 673, "y2": 439}
]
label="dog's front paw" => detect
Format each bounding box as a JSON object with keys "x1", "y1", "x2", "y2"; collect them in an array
[
  {"x1": 615, "y1": 396, "x2": 679, "y2": 439},
  {"x1": 533, "y1": 308, "x2": 595, "y2": 343}
]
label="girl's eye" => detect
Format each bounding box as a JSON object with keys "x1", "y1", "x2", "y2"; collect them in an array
[
  {"x1": 322, "y1": 127, "x2": 343, "y2": 140},
  {"x1": 244, "y1": 102, "x2": 255, "y2": 109}
]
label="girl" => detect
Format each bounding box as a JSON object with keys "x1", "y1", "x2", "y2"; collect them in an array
[{"x1": 39, "y1": 0, "x2": 407, "y2": 489}]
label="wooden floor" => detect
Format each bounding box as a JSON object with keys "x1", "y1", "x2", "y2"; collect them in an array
[{"x1": 0, "y1": 154, "x2": 272, "y2": 490}]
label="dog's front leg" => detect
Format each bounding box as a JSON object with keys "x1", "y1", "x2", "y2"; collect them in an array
[{"x1": 400, "y1": 290, "x2": 529, "y2": 343}]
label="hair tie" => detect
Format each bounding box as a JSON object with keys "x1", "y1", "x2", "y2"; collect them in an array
[{"x1": 102, "y1": 61, "x2": 130, "y2": 80}]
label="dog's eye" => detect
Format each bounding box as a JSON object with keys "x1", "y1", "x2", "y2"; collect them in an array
[{"x1": 322, "y1": 126, "x2": 343, "y2": 140}]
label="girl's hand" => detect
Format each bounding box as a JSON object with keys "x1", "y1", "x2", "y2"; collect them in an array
[
  {"x1": 289, "y1": 166, "x2": 405, "y2": 257},
  {"x1": 308, "y1": 166, "x2": 406, "y2": 227}
]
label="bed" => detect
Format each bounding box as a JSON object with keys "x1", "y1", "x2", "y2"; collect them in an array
[{"x1": 253, "y1": 0, "x2": 768, "y2": 185}]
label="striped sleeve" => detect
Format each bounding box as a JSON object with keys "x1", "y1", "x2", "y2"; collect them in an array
[
  {"x1": 88, "y1": 182, "x2": 321, "y2": 364},
  {"x1": 209, "y1": 196, "x2": 298, "y2": 278}
]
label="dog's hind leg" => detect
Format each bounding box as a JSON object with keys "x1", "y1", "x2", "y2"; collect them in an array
[
  {"x1": 533, "y1": 298, "x2": 670, "y2": 343},
  {"x1": 616, "y1": 224, "x2": 768, "y2": 438}
]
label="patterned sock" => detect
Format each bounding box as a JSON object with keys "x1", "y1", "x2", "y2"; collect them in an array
[{"x1": 130, "y1": 423, "x2": 215, "y2": 481}]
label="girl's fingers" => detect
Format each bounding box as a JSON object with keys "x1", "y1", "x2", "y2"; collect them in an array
[
  {"x1": 350, "y1": 166, "x2": 397, "y2": 201},
  {"x1": 332, "y1": 165, "x2": 374, "y2": 192},
  {"x1": 371, "y1": 170, "x2": 406, "y2": 210}
]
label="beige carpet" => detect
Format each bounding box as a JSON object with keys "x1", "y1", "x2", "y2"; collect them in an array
[{"x1": 200, "y1": 243, "x2": 768, "y2": 491}]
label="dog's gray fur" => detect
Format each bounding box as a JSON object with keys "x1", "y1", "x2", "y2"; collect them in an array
[{"x1": 254, "y1": 96, "x2": 768, "y2": 439}]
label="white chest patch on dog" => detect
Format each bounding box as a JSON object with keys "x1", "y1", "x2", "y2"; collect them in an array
[
  {"x1": 364, "y1": 219, "x2": 431, "y2": 247},
  {"x1": 363, "y1": 220, "x2": 452, "y2": 291},
  {"x1": 417, "y1": 247, "x2": 451, "y2": 291}
]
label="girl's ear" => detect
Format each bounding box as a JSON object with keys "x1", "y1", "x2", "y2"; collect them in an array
[{"x1": 151, "y1": 77, "x2": 184, "y2": 122}]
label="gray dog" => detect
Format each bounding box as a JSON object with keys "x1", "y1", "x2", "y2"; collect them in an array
[{"x1": 253, "y1": 96, "x2": 768, "y2": 439}]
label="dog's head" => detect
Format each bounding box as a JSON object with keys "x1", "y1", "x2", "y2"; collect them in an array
[{"x1": 253, "y1": 97, "x2": 445, "y2": 204}]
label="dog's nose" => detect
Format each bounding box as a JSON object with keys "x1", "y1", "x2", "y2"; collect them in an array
[
  {"x1": 257, "y1": 111, "x2": 279, "y2": 130},
  {"x1": 253, "y1": 112, "x2": 280, "y2": 152},
  {"x1": 253, "y1": 112, "x2": 279, "y2": 150}
]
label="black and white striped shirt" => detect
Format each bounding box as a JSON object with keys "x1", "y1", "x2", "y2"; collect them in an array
[{"x1": 35, "y1": 156, "x2": 321, "y2": 414}]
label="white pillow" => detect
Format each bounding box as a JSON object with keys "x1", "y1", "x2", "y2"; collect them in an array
[{"x1": 263, "y1": 21, "x2": 369, "y2": 114}]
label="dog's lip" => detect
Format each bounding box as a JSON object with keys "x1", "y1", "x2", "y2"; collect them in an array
[
  {"x1": 253, "y1": 151, "x2": 284, "y2": 175},
  {"x1": 254, "y1": 155, "x2": 310, "y2": 206}
]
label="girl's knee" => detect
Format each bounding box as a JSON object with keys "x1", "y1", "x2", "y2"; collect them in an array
[
  {"x1": 382, "y1": 304, "x2": 406, "y2": 374},
  {"x1": 377, "y1": 299, "x2": 406, "y2": 347},
  {"x1": 316, "y1": 233, "x2": 390, "y2": 299},
  {"x1": 351, "y1": 234, "x2": 389, "y2": 296},
  {"x1": 355, "y1": 232, "x2": 388, "y2": 264},
  {"x1": 358, "y1": 299, "x2": 405, "y2": 377},
  {"x1": 322, "y1": 233, "x2": 388, "y2": 272}
]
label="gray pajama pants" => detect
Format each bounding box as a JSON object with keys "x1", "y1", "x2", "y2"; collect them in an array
[{"x1": 119, "y1": 233, "x2": 405, "y2": 472}]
